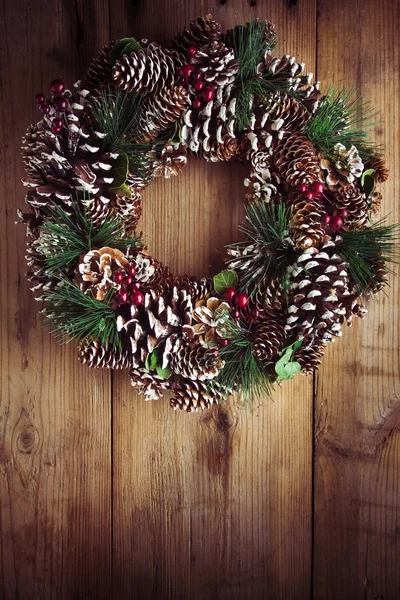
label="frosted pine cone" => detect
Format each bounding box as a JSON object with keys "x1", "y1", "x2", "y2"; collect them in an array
[
  {"x1": 252, "y1": 312, "x2": 287, "y2": 362},
  {"x1": 79, "y1": 341, "x2": 132, "y2": 369},
  {"x1": 130, "y1": 367, "x2": 171, "y2": 400},
  {"x1": 274, "y1": 133, "x2": 320, "y2": 187},
  {"x1": 133, "y1": 86, "x2": 188, "y2": 143},
  {"x1": 153, "y1": 142, "x2": 188, "y2": 178},
  {"x1": 77, "y1": 247, "x2": 129, "y2": 300},
  {"x1": 172, "y1": 14, "x2": 222, "y2": 53},
  {"x1": 289, "y1": 193, "x2": 328, "y2": 250},
  {"x1": 169, "y1": 338, "x2": 224, "y2": 381},
  {"x1": 170, "y1": 376, "x2": 226, "y2": 412},
  {"x1": 189, "y1": 41, "x2": 238, "y2": 87}
]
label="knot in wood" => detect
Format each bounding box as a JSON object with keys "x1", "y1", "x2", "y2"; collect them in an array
[{"x1": 17, "y1": 429, "x2": 36, "y2": 454}]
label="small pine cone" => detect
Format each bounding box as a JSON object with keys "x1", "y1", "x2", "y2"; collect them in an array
[
  {"x1": 252, "y1": 311, "x2": 287, "y2": 362},
  {"x1": 274, "y1": 133, "x2": 320, "y2": 187},
  {"x1": 252, "y1": 92, "x2": 311, "y2": 134},
  {"x1": 285, "y1": 240, "x2": 352, "y2": 344},
  {"x1": 111, "y1": 190, "x2": 142, "y2": 231},
  {"x1": 368, "y1": 258, "x2": 389, "y2": 294},
  {"x1": 153, "y1": 142, "x2": 188, "y2": 178},
  {"x1": 264, "y1": 55, "x2": 320, "y2": 112},
  {"x1": 169, "y1": 338, "x2": 224, "y2": 381},
  {"x1": 77, "y1": 247, "x2": 129, "y2": 300},
  {"x1": 189, "y1": 41, "x2": 238, "y2": 87},
  {"x1": 172, "y1": 14, "x2": 222, "y2": 53},
  {"x1": 295, "y1": 335, "x2": 325, "y2": 374},
  {"x1": 290, "y1": 193, "x2": 328, "y2": 250},
  {"x1": 170, "y1": 376, "x2": 226, "y2": 412},
  {"x1": 263, "y1": 278, "x2": 286, "y2": 310},
  {"x1": 334, "y1": 184, "x2": 368, "y2": 228},
  {"x1": 82, "y1": 197, "x2": 113, "y2": 228},
  {"x1": 320, "y1": 144, "x2": 364, "y2": 187},
  {"x1": 130, "y1": 367, "x2": 171, "y2": 401},
  {"x1": 365, "y1": 156, "x2": 389, "y2": 184},
  {"x1": 112, "y1": 43, "x2": 183, "y2": 95},
  {"x1": 133, "y1": 86, "x2": 188, "y2": 143},
  {"x1": 79, "y1": 341, "x2": 131, "y2": 369},
  {"x1": 80, "y1": 43, "x2": 114, "y2": 92},
  {"x1": 159, "y1": 276, "x2": 213, "y2": 303}
]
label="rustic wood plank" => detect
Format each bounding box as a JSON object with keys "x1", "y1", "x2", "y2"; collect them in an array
[
  {"x1": 314, "y1": 0, "x2": 400, "y2": 598},
  {"x1": 0, "y1": 1, "x2": 112, "y2": 598},
  {"x1": 110, "y1": 2, "x2": 316, "y2": 598}
]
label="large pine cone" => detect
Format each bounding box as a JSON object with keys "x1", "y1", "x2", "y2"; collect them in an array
[
  {"x1": 289, "y1": 192, "x2": 328, "y2": 250},
  {"x1": 133, "y1": 86, "x2": 188, "y2": 143},
  {"x1": 252, "y1": 92, "x2": 311, "y2": 135},
  {"x1": 172, "y1": 14, "x2": 222, "y2": 52},
  {"x1": 169, "y1": 338, "x2": 224, "y2": 381},
  {"x1": 274, "y1": 132, "x2": 320, "y2": 187},
  {"x1": 170, "y1": 376, "x2": 226, "y2": 412},
  {"x1": 189, "y1": 41, "x2": 238, "y2": 87},
  {"x1": 252, "y1": 311, "x2": 287, "y2": 362},
  {"x1": 79, "y1": 341, "x2": 132, "y2": 369}
]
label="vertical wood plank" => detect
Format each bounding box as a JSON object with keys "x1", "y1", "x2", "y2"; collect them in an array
[
  {"x1": 314, "y1": 1, "x2": 400, "y2": 598},
  {"x1": 0, "y1": 1, "x2": 112, "y2": 598},
  {"x1": 110, "y1": 2, "x2": 316, "y2": 598}
]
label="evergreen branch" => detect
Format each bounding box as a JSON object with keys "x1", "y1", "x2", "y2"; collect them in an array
[
  {"x1": 227, "y1": 201, "x2": 293, "y2": 296},
  {"x1": 306, "y1": 88, "x2": 381, "y2": 160},
  {"x1": 337, "y1": 220, "x2": 399, "y2": 294},
  {"x1": 41, "y1": 279, "x2": 121, "y2": 350},
  {"x1": 39, "y1": 202, "x2": 142, "y2": 276},
  {"x1": 215, "y1": 314, "x2": 273, "y2": 399}
]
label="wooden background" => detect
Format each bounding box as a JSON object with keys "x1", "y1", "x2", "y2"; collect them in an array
[{"x1": 0, "y1": 0, "x2": 399, "y2": 598}]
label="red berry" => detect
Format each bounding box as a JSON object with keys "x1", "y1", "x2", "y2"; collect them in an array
[
  {"x1": 114, "y1": 272, "x2": 124, "y2": 283},
  {"x1": 202, "y1": 86, "x2": 215, "y2": 102},
  {"x1": 193, "y1": 99, "x2": 202, "y2": 109},
  {"x1": 322, "y1": 214, "x2": 331, "y2": 226},
  {"x1": 54, "y1": 97, "x2": 68, "y2": 111},
  {"x1": 330, "y1": 215, "x2": 343, "y2": 231},
  {"x1": 50, "y1": 78, "x2": 65, "y2": 95},
  {"x1": 124, "y1": 276, "x2": 133, "y2": 286},
  {"x1": 192, "y1": 71, "x2": 203, "y2": 81},
  {"x1": 305, "y1": 191, "x2": 314, "y2": 201},
  {"x1": 53, "y1": 117, "x2": 64, "y2": 128},
  {"x1": 51, "y1": 123, "x2": 62, "y2": 134},
  {"x1": 299, "y1": 183, "x2": 308, "y2": 193},
  {"x1": 127, "y1": 265, "x2": 137, "y2": 277},
  {"x1": 338, "y1": 208, "x2": 348, "y2": 218},
  {"x1": 219, "y1": 339, "x2": 229, "y2": 347},
  {"x1": 40, "y1": 103, "x2": 51, "y2": 114},
  {"x1": 35, "y1": 93, "x2": 46, "y2": 104},
  {"x1": 223, "y1": 287, "x2": 236, "y2": 302},
  {"x1": 234, "y1": 293, "x2": 249, "y2": 308},
  {"x1": 231, "y1": 309, "x2": 240, "y2": 319},
  {"x1": 133, "y1": 282, "x2": 141, "y2": 290},
  {"x1": 250, "y1": 308, "x2": 260, "y2": 319},
  {"x1": 194, "y1": 80, "x2": 204, "y2": 92},
  {"x1": 117, "y1": 290, "x2": 128, "y2": 305},
  {"x1": 130, "y1": 290, "x2": 145, "y2": 305},
  {"x1": 180, "y1": 64, "x2": 195, "y2": 79},
  {"x1": 310, "y1": 181, "x2": 324, "y2": 196},
  {"x1": 187, "y1": 45, "x2": 197, "y2": 57}
]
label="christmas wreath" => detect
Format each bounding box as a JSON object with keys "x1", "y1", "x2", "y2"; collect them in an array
[{"x1": 20, "y1": 16, "x2": 397, "y2": 412}]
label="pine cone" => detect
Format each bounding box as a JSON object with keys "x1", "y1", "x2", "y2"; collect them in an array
[
  {"x1": 285, "y1": 240, "x2": 352, "y2": 344},
  {"x1": 159, "y1": 276, "x2": 213, "y2": 303},
  {"x1": 133, "y1": 86, "x2": 188, "y2": 143},
  {"x1": 80, "y1": 43, "x2": 114, "y2": 92},
  {"x1": 79, "y1": 341, "x2": 131, "y2": 369},
  {"x1": 189, "y1": 41, "x2": 238, "y2": 87},
  {"x1": 334, "y1": 184, "x2": 368, "y2": 228},
  {"x1": 264, "y1": 55, "x2": 320, "y2": 113},
  {"x1": 170, "y1": 376, "x2": 227, "y2": 412},
  {"x1": 83, "y1": 189, "x2": 143, "y2": 230},
  {"x1": 172, "y1": 14, "x2": 222, "y2": 53},
  {"x1": 320, "y1": 144, "x2": 364, "y2": 187},
  {"x1": 112, "y1": 43, "x2": 183, "y2": 95},
  {"x1": 130, "y1": 366, "x2": 171, "y2": 400},
  {"x1": 192, "y1": 297, "x2": 231, "y2": 347},
  {"x1": 274, "y1": 133, "x2": 320, "y2": 187},
  {"x1": 295, "y1": 334, "x2": 325, "y2": 373},
  {"x1": 252, "y1": 311, "x2": 287, "y2": 362},
  {"x1": 77, "y1": 247, "x2": 129, "y2": 300},
  {"x1": 252, "y1": 92, "x2": 311, "y2": 135},
  {"x1": 169, "y1": 338, "x2": 224, "y2": 381},
  {"x1": 153, "y1": 142, "x2": 188, "y2": 178},
  {"x1": 366, "y1": 156, "x2": 389, "y2": 184},
  {"x1": 290, "y1": 192, "x2": 328, "y2": 249}
]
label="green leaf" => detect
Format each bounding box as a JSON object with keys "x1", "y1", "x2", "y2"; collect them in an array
[
  {"x1": 275, "y1": 348, "x2": 293, "y2": 378},
  {"x1": 361, "y1": 171, "x2": 376, "y2": 197},
  {"x1": 109, "y1": 38, "x2": 141, "y2": 65},
  {"x1": 283, "y1": 361, "x2": 302, "y2": 378},
  {"x1": 110, "y1": 155, "x2": 129, "y2": 189},
  {"x1": 361, "y1": 168, "x2": 375, "y2": 187},
  {"x1": 213, "y1": 269, "x2": 239, "y2": 294},
  {"x1": 111, "y1": 183, "x2": 132, "y2": 199},
  {"x1": 156, "y1": 365, "x2": 172, "y2": 379},
  {"x1": 145, "y1": 351, "x2": 159, "y2": 372},
  {"x1": 275, "y1": 343, "x2": 302, "y2": 381}
]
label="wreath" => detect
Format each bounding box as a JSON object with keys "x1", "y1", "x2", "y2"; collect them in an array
[{"x1": 20, "y1": 16, "x2": 397, "y2": 412}]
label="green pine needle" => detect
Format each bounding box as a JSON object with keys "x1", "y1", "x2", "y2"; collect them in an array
[
  {"x1": 306, "y1": 88, "x2": 381, "y2": 160},
  {"x1": 337, "y1": 220, "x2": 399, "y2": 294},
  {"x1": 39, "y1": 202, "x2": 142, "y2": 276},
  {"x1": 215, "y1": 314, "x2": 273, "y2": 400},
  {"x1": 42, "y1": 279, "x2": 121, "y2": 350},
  {"x1": 227, "y1": 201, "x2": 293, "y2": 296}
]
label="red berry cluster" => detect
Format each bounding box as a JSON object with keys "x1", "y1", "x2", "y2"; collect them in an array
[
  {"x1": 113, "y1": 265, "x2": 145, "y2": 306},
  {"x1": 218, "y1": 287, "x2": 260, "y2": 348},
  {"x1": 299, "y1": 181, "x2": 346, "y2": 232},
  {"x1": 35, "y1": 78, "x2": 69, "y2": 134},
  {"x1": 180, "y1": 46, "x2": 215, "y2": 110}
]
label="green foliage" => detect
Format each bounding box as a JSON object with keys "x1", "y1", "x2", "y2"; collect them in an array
[
  {"x1": 213, "y1": 269, "x2": 239, "y2": 294},
  {"x1": 41, "y1": 279, "x2": 121, "y2": 349},
  {"x1": 306, "y1": 88, "x2": 380, "y2": 160},
  {"x1": 109, "y1": 37, "x2": 142, "y2": 66},
  {"x1": 39, "y1": 203, "x2": 142, "y2": 276},
  {"x1": 227, "y1": 201, "x2": 293, "y2": 297},
  {"x1": 145, "y1": 348, "x2": 173, "y2": 379},
  {"x1": 337, "y1": 220, "x2": 399, "y2": 294},
  {"x1": 360, "y1": 168, "x2": 376, "y2": 198},
  {"x1": 275, "y1": 340, "x2": 302, "y2": 381},
  {"x1": 215, "y1": 314, "x2": 273, "y2": 399}
]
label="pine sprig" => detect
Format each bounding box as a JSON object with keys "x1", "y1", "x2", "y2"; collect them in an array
[
  {"x1": 306, "y1": 88, "x2": 380, "y2": 160},
  {"x1": 337, "y1": 220, "x2": 399, "y2": 294},
  {"x1": 215, "y1": 314, "x2": 273, "y2": 399},
  {"x1": 42, "y1": 279, "x2": 121, "y2": 349},
  {"x1": 39, "y1": 203, "x2": 142, "y2": 276},
  {"x1": 227, "y1": 201, "x2": 293, "y2": 296}
]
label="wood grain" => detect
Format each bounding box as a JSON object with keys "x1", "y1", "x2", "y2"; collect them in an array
[
  {"x1": 313, "y1": 1, "x2": 400, "y2": 599},
  {"x1": 0, "y1": 1, "x2": 112, "y2": 599},
  {"x1": 110, "y1": 2, "x2": 315, "y2": 599}
]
